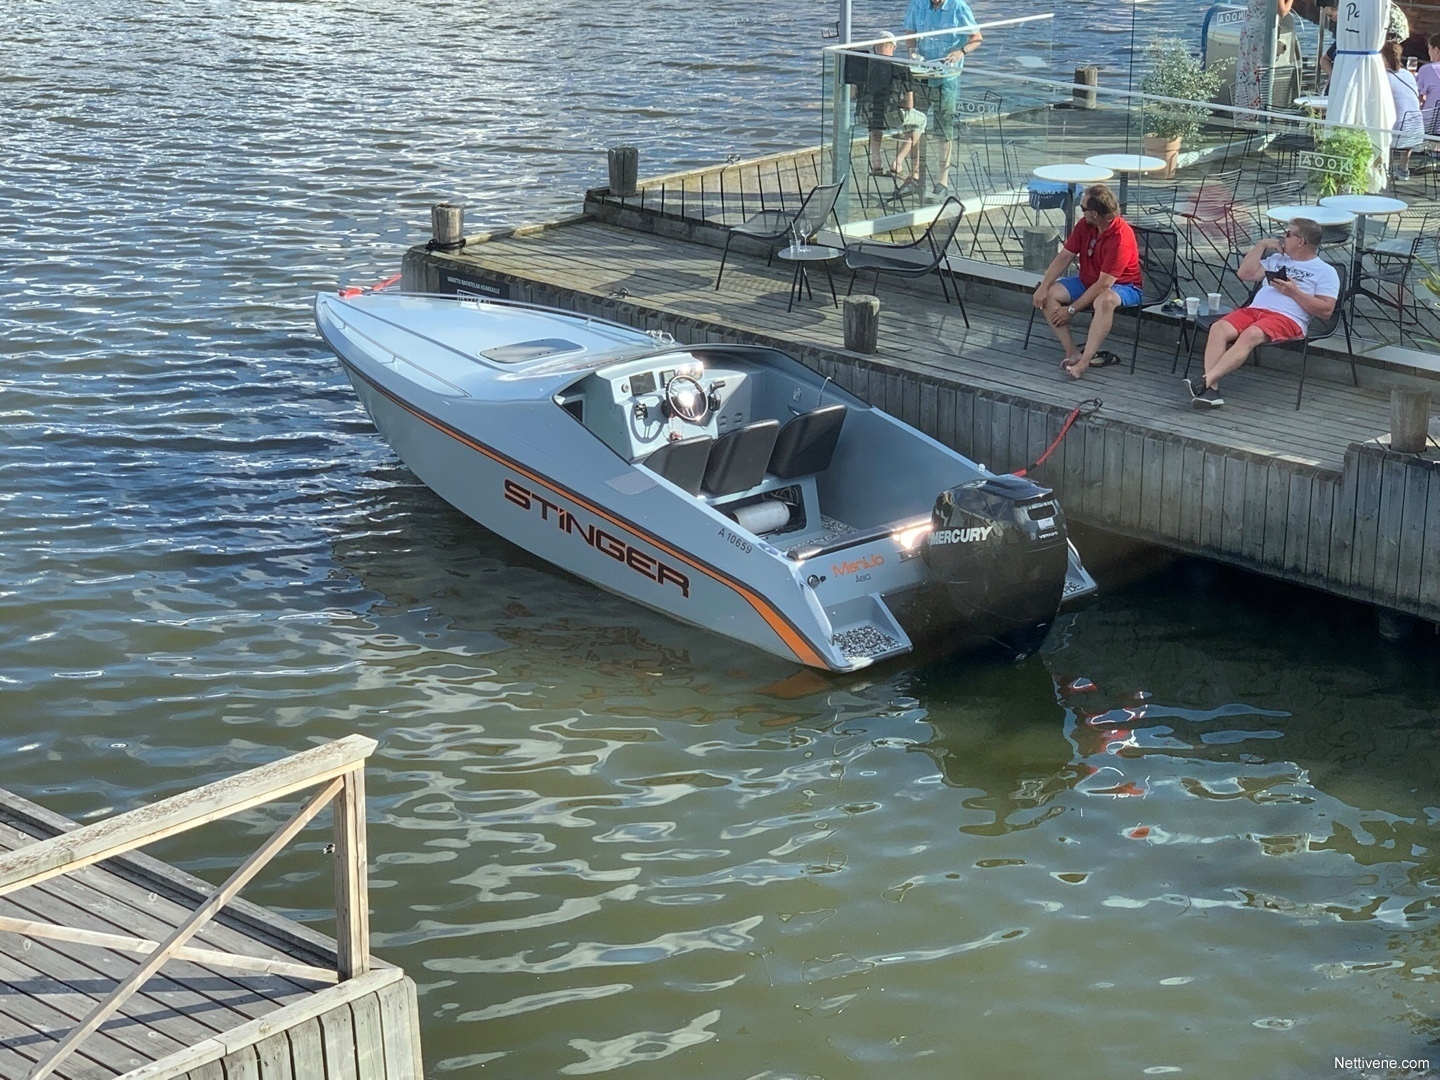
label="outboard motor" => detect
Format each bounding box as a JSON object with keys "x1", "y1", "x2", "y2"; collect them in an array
[{"x1": 922, "y1": 475, "x2": 1069, "y2": 658}]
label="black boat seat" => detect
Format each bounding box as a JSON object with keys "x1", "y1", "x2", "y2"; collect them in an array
[
  {"x1": 702, "y1": 420, "x2": 780, "y2": 497},
  {"x1": 641, "y1": 435, "x2": 713, "y2": 496},
  {"x1": 768, "y1": 404, "x2": 847, "y2": 479}
]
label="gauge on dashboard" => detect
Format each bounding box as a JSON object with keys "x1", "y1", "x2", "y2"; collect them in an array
[{"x1": 630, "y1": 371, "x2": 656, "y2": 396}]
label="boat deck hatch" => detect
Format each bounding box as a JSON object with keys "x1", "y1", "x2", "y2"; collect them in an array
[{"x1": 481, "y1": 338, "x2": 583, "y2": 364}]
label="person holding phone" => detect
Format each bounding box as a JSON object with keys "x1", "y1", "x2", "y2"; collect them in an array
[{"x1": 1183, "y1": 218, "x2": 1338, "y2": 409}]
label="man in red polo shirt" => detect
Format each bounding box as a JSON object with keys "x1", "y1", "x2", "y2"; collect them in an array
[{"x1": 1031, "y1": 184, "x2": 1143, "y2": 380}]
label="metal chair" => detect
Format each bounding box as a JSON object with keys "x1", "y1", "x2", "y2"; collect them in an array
[
  {"x1": 843, "y1": 196, "x2": 970, "y2": 325},
  {"x1": 1170, "y1": 168, "x2": 1242, "y2": 286},
  {"x1": 1021, "y1": 225, "x2": 1179, "y2": 372},
  {"x1": 963, "y1": 149, "x2": 1025, "y2": 264},
  {"x1": 1356, "y1": 208, "x2": 1438, "y2": 338},
  {"x1": 1177, "y1": 263, "x2": 1352, "y2": 408},
  {"x1": 714, "y1": 180, "x2": 844, "y2": 290}
]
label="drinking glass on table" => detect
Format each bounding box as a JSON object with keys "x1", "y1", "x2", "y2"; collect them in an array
[{"x1": 1408, "y1": 56, "x2": 1420, "y2": 72}]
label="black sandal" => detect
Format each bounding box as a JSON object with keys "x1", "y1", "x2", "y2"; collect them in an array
[{"x1": 1089, "y1": 350, "x2": 1122, "y2": 368}]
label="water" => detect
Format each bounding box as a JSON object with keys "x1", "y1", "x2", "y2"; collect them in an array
[{"x1": 5, "y1": 1, "x2": 1440, "y2": 1076}]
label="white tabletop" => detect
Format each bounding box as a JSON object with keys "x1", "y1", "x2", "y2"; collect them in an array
[
  {"x1": 1294, "y1": 95, "x2": 1329, "y2": 109},
  {"x1": 1033, "y1": 163, "x2": 1113, "y2": 184},
  {"x1": 1264, "y1": 203, "x2": 1355, "y2": 225},
  {"x1": 1084, "y1": 154, "x2": 1167, "y2": 174},
  {"x1": 1318, "y1": 194, "x2": 1408, "y2": 216}
]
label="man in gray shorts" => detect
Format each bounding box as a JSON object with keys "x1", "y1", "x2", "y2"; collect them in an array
[{"x1": 902, "y1": 0, "x2": 982, "y2": 195}]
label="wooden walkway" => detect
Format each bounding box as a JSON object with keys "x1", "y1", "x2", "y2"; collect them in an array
[
  {"x1": 402, "y1": 215, "x2": 1440, "y2": 625},
  {"x1": 0, "y1": 740, "x2": 421, "y2": 1080}
]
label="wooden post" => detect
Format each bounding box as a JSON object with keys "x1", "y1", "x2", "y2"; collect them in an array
[
  {"x1": 333, "y1": 768, "x2": 371, "y2": 980},
  {"x1": 1073, "y1": 66, "x2": 1098, "y2": 109},
  {"x1": 844, "y1": 295, "x2": 880, "y2": 353},
  {"x1": 430, "y1": 203, "x2": 465, "y2": 251},
  {"x1": 1390, "y1": 387, "x2": 1431, "y2": 454},
  {"x1": 608, "y1": 146, "x2": 639, "y2": 198},
  {"x1": 1023, "y1": 227, "x2": 1058, "y2": 272}
]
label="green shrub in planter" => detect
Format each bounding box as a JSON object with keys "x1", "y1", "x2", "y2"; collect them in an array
[
  {"x1": 1311, "y1": 127, "x2": 1378, "y2": 197},
  {"x1": 1138, "y1": 39, "x2": 1222, "y2": 145}
]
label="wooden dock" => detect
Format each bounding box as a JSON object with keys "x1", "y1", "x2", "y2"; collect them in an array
[
  {"x1": 0, "y1": 737, "x2": 422, "y2": 1080},
  {"x1": 399, "y1": 186, "x2": 1440, "y2": 628}
]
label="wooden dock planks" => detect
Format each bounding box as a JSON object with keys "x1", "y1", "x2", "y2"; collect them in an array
[
  {"x1": 404, "y1": 218, "x2": 1440, "y2": 623},
  {"x1": 0, "y1": 791, "x2": 422, "y2": 1080}
]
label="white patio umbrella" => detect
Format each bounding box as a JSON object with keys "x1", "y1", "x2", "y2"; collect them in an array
[{"x1": 1326, "y1": 0, "x2": 1395, "y2": 191}]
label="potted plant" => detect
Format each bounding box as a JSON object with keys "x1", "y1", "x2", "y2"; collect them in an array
[
  {"x1": 1138, "y1": 39, "x2": 1222, "y2": 178},
  {"x1": 1311, "y1": 127, "x2": 1380, "y2": 197}
]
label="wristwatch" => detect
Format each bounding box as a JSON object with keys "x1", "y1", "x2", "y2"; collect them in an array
[{"x1": 1067, "y1": 305, "x2": 1076, "y2": 315}]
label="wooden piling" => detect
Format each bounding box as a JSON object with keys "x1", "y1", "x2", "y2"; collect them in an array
[
  {"x1": 430, "y1": 203, "x2": 465, "y2": 251},
  {"x1": 1073, "y1": 66, "x2": 1098, "y2": 109},
  {"x1": 1390, "y1": 387, "x2": 1431, "y2": 453},
  {"x1": 843, "y1": 295, "x2": 880, "y2": 353},
  {"x1": 608, "y1": 146, "x2": 639, "y2": 198}
]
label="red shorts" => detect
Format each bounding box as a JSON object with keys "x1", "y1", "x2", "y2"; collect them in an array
[{"x1": 1220, "y1": 307, "x2": 1303, "y2": 343}]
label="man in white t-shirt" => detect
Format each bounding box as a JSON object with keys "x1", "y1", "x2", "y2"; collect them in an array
[{"x1": 1184, "y1": 217, "x2": 1340, "y2": 409}]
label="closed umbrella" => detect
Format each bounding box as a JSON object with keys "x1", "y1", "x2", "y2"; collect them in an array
[{"x1": 1326, "y1": 0, "x2": 1395, "y2": 191}]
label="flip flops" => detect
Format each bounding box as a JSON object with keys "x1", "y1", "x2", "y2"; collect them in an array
[{"x1": 1061, "y1": 351, "x2": 1121, "y2": 377}]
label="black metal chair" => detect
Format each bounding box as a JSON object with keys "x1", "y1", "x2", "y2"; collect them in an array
[
  {"x1": 1356, "y1": 208, "x2": 1437, "y2": 338},
  {"x1": 843, "y1": 196, "x2": 969, "y2": 326},
  {"x1": 714, "y1": 180, "x2": 844, "y2": 291},
  {"x1": 1022, "y1": 225, "x2": 1179, "y2": 372},
  {"x1": 641, "y1": 435, "x2": 713, "y2": 496},
  {"x1": 964, "y1": 149, "x2": 1026, "y2": 264},
  {"x1": 1176, "y1": 263, "x2": 1352, "y2": 409}
]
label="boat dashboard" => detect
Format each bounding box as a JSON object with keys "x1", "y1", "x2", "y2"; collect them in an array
[{"x1": 557, "y1": 352, "x2": 765, "y2": 463}]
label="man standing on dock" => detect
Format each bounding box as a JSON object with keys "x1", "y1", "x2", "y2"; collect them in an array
[
  {"x1": 902, "y1": 0, "x2": 982, "y2": 197},
  {"x1": 1184, "y1": 217, "x2": 1338, "y2": 409}
]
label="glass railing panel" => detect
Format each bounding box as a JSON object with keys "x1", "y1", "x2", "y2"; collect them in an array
[
  {"x1": 823, "y1": 33, "x2": 1434, "y2": 346},
  {"x1": 823, "y1": 15, "x2": 1056, "y2": 237}
]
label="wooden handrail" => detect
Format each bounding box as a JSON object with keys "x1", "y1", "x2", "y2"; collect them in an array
[
  {"x1": 0, "y1": 733, "x2": 376, "y2": 896},
  {"x1": 0, "y1": 735, "x2": 379, "y2": 1080}
]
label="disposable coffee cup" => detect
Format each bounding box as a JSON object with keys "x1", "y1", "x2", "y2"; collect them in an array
[
  {"x1": 1185, "y1": 296, "x2": 1200, "y2": 316},
  {"x1": 1206, "y1": 292, "x2": 1222, "y2": 313}
]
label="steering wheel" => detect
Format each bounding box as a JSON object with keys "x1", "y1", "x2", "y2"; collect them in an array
[{"x1": 665, "y1": 375, "x2": 709, "y2": 424}]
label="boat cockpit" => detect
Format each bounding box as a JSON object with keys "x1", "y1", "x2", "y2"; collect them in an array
[{"x1": 554, "y1": 346, "x2": 963, "y2": 558}]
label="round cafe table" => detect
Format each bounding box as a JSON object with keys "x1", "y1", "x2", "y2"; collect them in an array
[
  {"x1": 1293, "y1": 95, "x2": 1328, "y2": 111},
  {"x1": 777, "y1": 244, "x2": 842, "y2": 312},
  {"x1": 1318, "y1": 194, "x2": 1408, "y2": 322},
  {"x1": 1033, "y1": 163, "x2": 1114, "y2": 233},
  {"x1": 1262, "y1": 204, "x2": 1355, "y2": 227},
  {"x1": 1084, "y1": 154, "x2": 1167, "y2": 214}
]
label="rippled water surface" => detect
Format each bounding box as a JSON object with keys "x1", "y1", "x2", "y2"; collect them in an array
[{"x1": 6, "y1": 1, "x2": 1440, "y2": 1077}]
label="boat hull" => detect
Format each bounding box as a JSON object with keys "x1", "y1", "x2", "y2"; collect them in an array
[{"x1": 317, "y1": 291, "x2": 1096, "y2": 671}]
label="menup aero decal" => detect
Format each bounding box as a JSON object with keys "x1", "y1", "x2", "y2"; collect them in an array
[
  {"x1": 832, "y1": 553, "x2": 885, "y2": 577},
  {"x1": 931, "y1": 525, "x2": 997, "y2": 545}
]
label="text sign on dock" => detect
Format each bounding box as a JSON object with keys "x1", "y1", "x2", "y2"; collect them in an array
[
  {"x1": 1298, "y1": 150, "x2": 1347, "y2": 174},
  {"x1": 440, "y1": 269, "x2": 510, "y2": 301},
  {"x1": 955, "y1": 99, "x2": 999, "y2": 116}
]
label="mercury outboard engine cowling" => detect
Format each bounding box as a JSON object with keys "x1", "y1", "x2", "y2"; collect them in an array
[{"x1": 922, "y1": 474, "x2": 1069, "y2": 658}]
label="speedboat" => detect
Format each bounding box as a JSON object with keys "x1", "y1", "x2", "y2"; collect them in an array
[{"x1": 314, "y1": 288, "x2": 1096, "y2": 671}]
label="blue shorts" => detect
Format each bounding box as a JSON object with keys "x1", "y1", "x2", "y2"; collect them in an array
[{"x1": 1058, "y1": 275, "x2": 1142, "y2": 308}]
